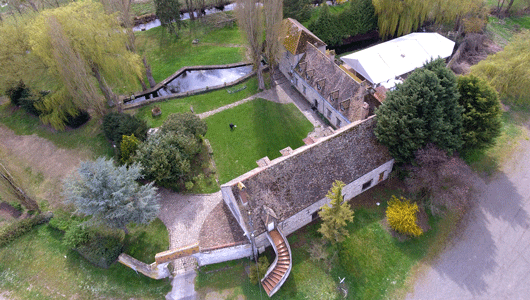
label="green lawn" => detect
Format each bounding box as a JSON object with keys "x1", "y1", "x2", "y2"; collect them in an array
[
  {"x1": 135, "y1": 20, "x2": 245, "y2": 83},
  {"x1": 204, "y1": 98, "x2": 314, "y2": 184},
  {"x1": 486, "y1": 15, "x2": 530, "y2": 46},
  {"x1": 124, "y1": 218, "x2": 169, "y2": 263},
  {"x1": 134, "y1": 77, "x2": 262, "y2": 128},
  {"x1": 195, "y1": 190, "x2": 446, "y2": 299},
  {"x1": 0, "y1": 224, "x2": 170, "y2": 300},
  {"x1": 0, "y1": 104, "x2": 113, "y2": 158}
]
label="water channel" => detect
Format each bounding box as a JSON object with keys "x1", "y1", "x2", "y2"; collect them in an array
[
  {"x1": 127, "y1": 64, "x2": 253, "y2": 104},
  {"x1": 133, "y1": 3, "x2": 237, "y2": 32}
]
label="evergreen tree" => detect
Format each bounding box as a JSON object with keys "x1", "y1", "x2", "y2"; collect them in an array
[
  {"x1": 375, "y1": 59, "x2": 463, "y2": 164},
  {"x1": 339, "y1": 0, "x2": 377, "y2": 37},
  {"x1": 457, "y1": 74, "x2": 502, "y2": 151},
  {"x1": 308, "y1": 3, "x2": 343, "y2": 46},
  {"x1": 154, "y1": 0, "x2": 186, "y2": 36},
  {"x1": 63, "y1": 157, "x2": 160, "y2": 234},
  {"x1": 283, "y1": 0, "x2": 311, "y2": 22},
  {"x1": 318, "y1": 180, "x2": 354, "y2": 244},
  {"x1": 120, "y1": 134, "x2": 140, "y2": 165}
]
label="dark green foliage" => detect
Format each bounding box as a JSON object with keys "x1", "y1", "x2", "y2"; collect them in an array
[
  {"x1": 102, "y1": 112, "x2": 148, "y2": 144},
  {"x1": 339, "y1": 0, "x2": 378, "y2": 37},
  {"x1": 154, "y1": 0, "x2": 186, "y2": 36},
  {"x1": 375, "y1": 59, "x2": 463, "y2": 164},
  {"x1": 134, "y1": 131, "x2": 201, "y2": 188},
  {"x1": 308, "y1": 3, "x2": 344, "y2": 46},
  {"x1": 457, "y1": 74, "x2": 502, "y2": 152},
  {"x1": 76, "y1": 232, "x2": 124, "y2": 268},
  {"x1": 65, "y1": 110, "x2": 91, "y2": 129},
  {"x1": 248, "y1": 256, "x2": 270, "y2": 285},
  {"x1": 0, "y1": 214, "x2": 48, "y2": 247},
  {"x1": 6, "y1": 80, "x2": 27, "y2": 107},
  {"x1": 283, "y1": 0, "x2": 312, "y2": 22},
  {"x1": 161, "y1": 112, "x2": 208, "y2": 138}
]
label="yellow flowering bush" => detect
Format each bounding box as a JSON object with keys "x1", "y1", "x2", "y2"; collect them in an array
[{"x1": 386, "y1": 195, "x2": 423, "y2": 237}]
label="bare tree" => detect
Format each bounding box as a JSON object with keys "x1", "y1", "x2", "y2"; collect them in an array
[
  {"x1": 263, "y1": 0, "x2": 282, "y2": 86},
  {"x1": 101, "y1": 0, "x2": 135, "y2": 51},
  {"x1": 235, "y1": 0, "x2": 265, "y2": 90}
]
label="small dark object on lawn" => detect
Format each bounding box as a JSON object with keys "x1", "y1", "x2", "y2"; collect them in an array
[{"x1": 229, "y1": 123, "x2": 236, "y2": 130}]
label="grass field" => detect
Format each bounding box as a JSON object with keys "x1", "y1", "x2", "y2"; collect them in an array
[
  {"x1": 486, "y1": 15, "x2": 530, "y2": 45},
  {"x1": 204, "y1": 98, "x2": 313, "y2": 184},
  {"x1": 0, "y1": 224, "x2": 170, "y2": 300},
  {"x1": 195, "y1": 184, "x2": 449, "y2": 299},
  {"x1": 135, "y1": 20, "x2": 245, "y2": 83},
  {"x1": 0, "y1": 104, "x2": 113, "y2": 159},
  {"x1": 134, "y1": 77, "x2": 261, "y2": 128}
]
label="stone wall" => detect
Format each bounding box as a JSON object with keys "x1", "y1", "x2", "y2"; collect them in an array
[{"x1": 193, "y1": 242, "x2": 254, "y2": 266}]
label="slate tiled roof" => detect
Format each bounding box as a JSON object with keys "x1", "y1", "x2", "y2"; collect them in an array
[
  {"x1": 282, "y1": 18, "x2": 326, "y2": 55},
  {"x1": 295, "y1": 42, "x2": 365, "y2": 122},
  {"x1": 226, "y1": 117, "x2": 392, "y2": 234}
]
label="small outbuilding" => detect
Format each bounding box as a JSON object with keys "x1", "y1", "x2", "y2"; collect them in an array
[{"x1": 341, "y1": 32, "x2": 455, "y2": 89}]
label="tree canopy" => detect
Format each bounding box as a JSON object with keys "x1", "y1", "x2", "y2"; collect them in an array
[
  {"x1": 283, "y1": 0, "x2": 311, "y2": 23},
  {"x1": 63, "y1": 157, "x2": 160, "y2": 233},
  {"x1": 154, "y1": 0, "x2": 186, "y2": 36},
  {"x1": 471, "y1": 30, "x2": 530, "y2": 105},
  {"x1": 457, "y1": 74, "x2": 502, "y2": 151},
  {"x1": 372, "y1": 0, "x2": 484, "y2": 38},
  {"x1": 375, "y1": 59, "x2": 463, "y2": 164},
  {"x1": 0, "y1": 1, "x2": 143, "y2": 129},
  {"x1": 308, "y1": 3, "x2": 343, "y2": 46}
]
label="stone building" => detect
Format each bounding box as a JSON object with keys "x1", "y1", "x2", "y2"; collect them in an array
[{"x1": 278, "y1": 18, "x2": 377, "y2": 128}]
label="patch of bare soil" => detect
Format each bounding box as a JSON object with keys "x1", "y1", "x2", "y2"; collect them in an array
[
  {"x1": 0, "y1": 125, "x2": 91, "y2": 208},
  {"x1": 0, "y1": 202, "x2": 22, "y2": 219},
  {"x1": 450, "y1": 34, "x2": 503, "y2": 75}
]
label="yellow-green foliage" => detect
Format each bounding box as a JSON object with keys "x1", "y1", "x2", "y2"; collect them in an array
[
  {"x1": 386, "y1": 195, "x2": 423, "y2": 237},
  {"x1": 120, "y1": 134, "x2": 140, "y2": 165},
  {"x1": 318, "y1": 180, "x2": 354, "y2": 244}
]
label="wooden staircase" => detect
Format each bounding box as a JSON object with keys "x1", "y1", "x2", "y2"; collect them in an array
[{"x1": 260, "y1": 228, "x2": 292, "y2": 297}]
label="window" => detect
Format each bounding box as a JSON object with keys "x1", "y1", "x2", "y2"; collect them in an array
[
  {"x1": 306, "y1": 73, "x2": 310, "y2": 80},
  {"x1": 317, "y1": 83, "x2": 322, "y2": 91},
  {"x1": 311, "y1": 210, "x2": 320, "y2": 221},
  {"x1": 303, "y1": 85, "x2": 306, "y2": 95},
  {"x1": 362, "y1": 179, "x2": 372, "y2": 191},
  {"x1": 294, "y1": 77, "x2": 298, "y2": 87},
  {"x1": 327, "y1": 109, "x2": 332, "y2": 119},
  {"x1": 378, "y1": 172, "x2": 385, "y2": 182},
  {"x1": 336, "y1": 118, "x2": 341, "y2": 127},
  {"x1": 340, "y1": 103, "x2": 345, "y2": 111}
]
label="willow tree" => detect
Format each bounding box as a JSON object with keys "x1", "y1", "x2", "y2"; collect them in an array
[
  {"x1": 264, "y1": 0, "x2": 283, "y2": 86},
  {"x1": 471, "y1": 30, "x2": 530, "y2": 105},
  {"x1": 26, "y1": 1, "x2": 143, "y2": 128},
  {"x1": 236, "y1": 0, "x2": 265, "y2": 90},
  {"x1": 372, "y1": 0, "x2": 484, "y2": 38}
]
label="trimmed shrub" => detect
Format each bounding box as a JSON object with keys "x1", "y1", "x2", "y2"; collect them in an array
[
  {"x1": 249, "y1": 256, "x2": 270, "y2": 285},
  {"x1": 386, "y1": 196, "x2": 423, "y2": 237},
  {"x1": 0, "y1": 213, "x2": 51, "y2": 247},
  {"x1": 102, "y1": 112, "x2": 148, "y2": 144},
  {"x1": 63, "y1": 224, "x2": 94, "y2": 248},
  {"x1": 161, "y1": 112, "x2": 207, "y2": 138},
  {"x1": 76, "y1": 232, "x2": 124, "y2": 268}
]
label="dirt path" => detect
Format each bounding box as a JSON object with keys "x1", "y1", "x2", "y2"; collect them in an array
[
  {"x1": 406, "y1": 131, "x2": 530, "y2": 299},
  {"x1": 0, "y1": 125, "x2": 90, "y2": 208}
]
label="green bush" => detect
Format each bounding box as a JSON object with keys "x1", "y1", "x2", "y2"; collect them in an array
[
  {"x1": 161, "y1": 112, "x2": 207, "y2": 138},
  {"x1": 102, "y1": 112, "x2": 148, "y2": 144},
  {"x1": 76, "y1": 232, "x2": 124, "y2": 269},
  {"x1": 6, "y1": 80, "x2": 27, "y2": 107},
  {"x1": 0, "y1": 214, "x2": 49, "y2": 247},
  {"x1": 63, "y1": 224, "x2": 94, "y2": 248},
  {"x1": 386, "y1": 195, "x2": 423, "y2": 237},
  {"x1": 119, "y1": 134, "x2": 140, "y2": 165},
  {"x1": 249, "y1": 256, "x2": 270, "y2": 285}
]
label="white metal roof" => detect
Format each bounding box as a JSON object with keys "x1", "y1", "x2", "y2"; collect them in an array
[{"x1": 341, "y1": 32, "x2": 455, "y2": 86}]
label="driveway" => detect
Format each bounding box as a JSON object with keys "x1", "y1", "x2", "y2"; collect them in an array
[{"x1": 406, "y1": 136, "x2": 530, "y2": 299}]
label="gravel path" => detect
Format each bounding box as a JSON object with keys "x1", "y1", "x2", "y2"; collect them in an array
[
  {"x1": 157, "y1": 189, "x2": 223, "y2": 249},
  {"x1": 406, "y1": 133, "x2": 530, "y2": 299}
]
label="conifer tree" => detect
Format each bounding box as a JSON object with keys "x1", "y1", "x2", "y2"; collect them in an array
[
  {"x1": 457, "y1": 74, "x2": 502, "y2": 151},
  {"x1": 318, "y1": 180, "x2": 354, "y2": 244},
  {"x1": 308, "y1": 3, "x2": 343, "y2": 46},
  {"x1": 375, "y1": 59, "x2": 463, "y2": 163},
  {"x1": 283, "y1": 0, "x2": 311, "y2": 22},
  {"x1": 63, "y1": 157, "x2": 160, "y2": 234}
]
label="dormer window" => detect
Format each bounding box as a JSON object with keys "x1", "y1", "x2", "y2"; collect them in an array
[
  {"x1": 316, "y1": 79, "x2": 325, "y2": 92},
  {"x1": 340, "y1": 99, "x2": 350, "y2": 111},
  {"x1": 329, "y1": 90, "x2": 339, "y2": 102},
  {"x1": 306, "y1": 73, "x2": 310, "y2": 80},
  {"x1": 316, "y1": 83, "x2": 322, "y2": 91}
]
